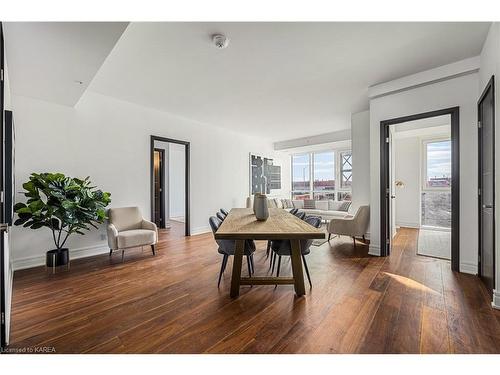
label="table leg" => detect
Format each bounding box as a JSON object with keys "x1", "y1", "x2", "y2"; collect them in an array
[
  {"x1": 230, "y1": 239, "x2": 245, "y2": 298},
  {"x1": 290, "y1": 239, "x2": 305, "y2": 296}
]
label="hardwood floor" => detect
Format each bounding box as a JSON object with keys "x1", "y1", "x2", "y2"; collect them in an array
[{"x1": 8, "y1": 226, "x2": 500, "y2": 353}]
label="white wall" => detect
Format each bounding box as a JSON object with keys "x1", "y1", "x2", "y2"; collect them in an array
[
  {"x1": 369, "y1": 72, "x2": 479, "y2": 274},
  {"x1": 479, "y1": 22, "x2": 500, "y2": 307},
  {"x1": 10, "y1": 91, "x2": 290, "y2": 269},
  {"x1": 168, "y1": 143, "x2": 185, "y2": 219},
  {"x1": 351, "y1": 111, "x2": 370, "y2": 213},
  {"x1": 394, "y1": 137, "x2": 421, "y2": 228}
]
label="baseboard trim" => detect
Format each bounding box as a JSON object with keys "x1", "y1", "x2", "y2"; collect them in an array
[
  {"x1": 368, "y1": 244, "x2": 380, "y2": 256},
  {"x1": 396, "y1": 221, "x2": 420, "y2": 229},
  {"x1": 13, "y1": 243, "x2": 110, "y2": 271},
  {"x1": 459, "y1": 262, "x2": 478, "y2": 275},
  {"x1": 492, "y1": 289, "x2": 500, "y2": 310},
  {"x1": 190, "y1": 226, "x2": 211, "y2": 236}
]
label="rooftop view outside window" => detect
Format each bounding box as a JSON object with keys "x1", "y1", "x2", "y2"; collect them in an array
[
  {"x1": 292, "y1": 154, "x2": 310, "y2": 200},
  {"x1": 313, "y1": 151, "x2": 335, "y2": 200},
  {"x1": 422, "y1": 139, "x2": 451, "y2": 228},
  {"x1": 425, "y1": 140, "x2": 451, "y2": 188}
]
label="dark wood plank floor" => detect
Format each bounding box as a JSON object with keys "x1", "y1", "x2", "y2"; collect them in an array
[{"x1": 8, "y1": 225, "x2": 500, "y2": 353}]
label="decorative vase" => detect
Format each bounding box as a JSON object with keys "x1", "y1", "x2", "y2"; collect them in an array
[
  {"x1": 253, "y1": 193, "x2": 269, "y2": 221},
  {"x1": 46, "y1": 248, "x2": 69, "y2": 267}
]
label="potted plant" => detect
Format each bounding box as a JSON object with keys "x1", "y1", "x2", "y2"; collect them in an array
[{"x1": 14, "y1": 173, "x2": 111, "y2": 268}]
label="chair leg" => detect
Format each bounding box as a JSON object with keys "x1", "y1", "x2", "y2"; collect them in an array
[
  {"x1": 302, "y1": 254, "x2": 312, "y2": 288},
  {"x1": 246, "y1": 255, "x2": 252, "y2": 277},
  {"x1": 121, "y1": 250, "x2": 125, "y2": 262},
  {"x1": 276, "y1": 256, "x2": 282, "y2": 277},
  {"x1": 218, "y1": 254, "x2": 228, "y2": 288},
  {"x1": 362, "y1": 235, "x2": 366, "y2": 242},
  {"x1": 221, "y1": 254, "x2": 229, "y2": 273},
  {"x1": 271, "y1": 252, "x2": 277, "y2": 273},
  {"x1": 109, "y1": 249, "x2": 113, "y2": 256},
  {"x1": 353, "y1": 236, "x2": 356, "y2": 246},
  {"x1": 328, "y1": 233, "x2": 331, "y2": 241},
  {"x1": 151, "y1": 244, "x2": 156, "y2": 255},
  {"x1": 250, "y1": 254, "x2": 255, "y2": 275},
  {"x1": 266, "y1": 241, "x2": 271, "y2": 259}
]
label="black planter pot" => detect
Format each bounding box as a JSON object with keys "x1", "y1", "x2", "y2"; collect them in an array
[{"x1": 46, "y1": 248, "x2": 69, "y2": 267}]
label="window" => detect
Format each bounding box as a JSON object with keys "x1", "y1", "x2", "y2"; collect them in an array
[
  {"x1": 421, "y1": 139, "x2": 451, "y2": 228},
  {"x1": 423, "y1": 140, "x2": 451, "y2": 189},
  {"x1": 291, "y1": 149, "x2": 351, "y2": 200},
  {"x1": 340, "y1": 151, "x2": 352, "y2": 189},
  {"x1": 292, "y1": 154, "x2": 311, "y2": 200}
]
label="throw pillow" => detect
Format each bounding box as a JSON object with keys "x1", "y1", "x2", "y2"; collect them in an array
[
  {"x1": 292, "y1": 200, "x2": 304, "y2": 209},
  {"x1": 338, "y1": 201, "x2": 352, "y2": 212},
  {"x1": 328, "y1": 200, "x2": 342, "y2": 211},
  {"x1": 281, "y1": 199, "x2": 293, "y2": 209},
  {"x1": 303, "y1": 199, "x2": 316, "y2": 209},
  {"x1": 315, "y1": 201, "x2": 329, "y2": 211},
  {"x1": 274, "y1": 198, "x2": 283, "y2": 209},
  {"x1": 267, "y1": 198, "x2": 276, "y2": 208}
]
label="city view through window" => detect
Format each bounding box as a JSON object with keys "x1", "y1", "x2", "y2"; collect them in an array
[
  {"x1": 291, "y1": 150, "x2": 351, "y2": 200},
  {"x1": 422, "y1": 139, "x2": 451, "y2": 228}
]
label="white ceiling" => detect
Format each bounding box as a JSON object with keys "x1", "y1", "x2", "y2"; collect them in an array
[
  {"x1": 4, "y1": 22, "x2": 490, "y2": 141},
  {"x1": 3, "y1": 22, "x2": 128, "y2": 106}
]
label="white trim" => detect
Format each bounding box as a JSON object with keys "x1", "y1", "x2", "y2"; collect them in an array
[
  {"x1": 396, "y1": 221, "x2": 420, "y2": 229},
  {"x1": 368, "y1": 244, "x2": 380, "y2": 256},
  {"x1": 492, "y1": 289, "x2": 500, "y2": 310},
  {"x1": 459, "y1": 262, "x2": 478, "y2": 275},
  {"x1": 368, "y1": 56, "x2": 480, "y2": 99},
  {"x1": 274, "y1": 129, "x2": 351, "y2": 150},
  {"x1": 13, "y1": 243, "x2": 110, "y2": 271},
  {"x1": 190, "y1": 226, "x2": 211, "y2": 236}
]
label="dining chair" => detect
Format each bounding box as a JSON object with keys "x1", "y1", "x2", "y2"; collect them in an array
[
  {"x1": 268, "y1": 210, "x2": 305, "y2": 265},
  {"x1": 216, "y1": 211, "x2": 226, "y2": 221},
  {"x1": 220, "y1": 208, "x2": 229, "y2": 216},
  {"x1": 295, "y1": 211, "x2": 306, "y2": 220},
  {"x1": 209, "y1": 216, "x2": 256, "y2": 287},
  {"x1": 290, "y1": 208, "x2": 299, "y2": 215},
  {"x1": 269, "y1": 216, "x2": 321, "y2": 288}
]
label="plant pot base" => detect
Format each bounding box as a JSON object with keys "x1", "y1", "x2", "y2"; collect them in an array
[{"x1": 46, "y1": 248, "x2": 69, "y2": 267}]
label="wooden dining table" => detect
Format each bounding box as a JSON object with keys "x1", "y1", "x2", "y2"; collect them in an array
[{"x1": 214, "y1": 208, "x2": 325, "y2": 297}]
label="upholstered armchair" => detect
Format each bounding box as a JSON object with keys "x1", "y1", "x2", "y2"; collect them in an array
[
  {"x1": 107, "y1": 207, "x2": 158, "y2": 260},
  {"x1": 327, "y1": 205, "x2": 370, "y2": 245}
]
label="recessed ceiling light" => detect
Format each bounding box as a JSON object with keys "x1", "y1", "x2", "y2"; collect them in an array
[{"x1": 212, "y1": 34, "x2": 229, "y2": 49}]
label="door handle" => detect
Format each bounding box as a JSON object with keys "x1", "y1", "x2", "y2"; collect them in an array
[
  {"x1": 483, "y1": 204, "x2": 494, "y2": 209},
  {"x1": 391, "y1": 195, "x2": 396, "y2": 199}
]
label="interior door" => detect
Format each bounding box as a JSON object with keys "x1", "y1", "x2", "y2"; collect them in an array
[
  {"x1": 153, "y1": 149, "x2": 165, "y2": 228},
  {"x1": 478, "y1": 76, "x2": 495, "y2": 294}
]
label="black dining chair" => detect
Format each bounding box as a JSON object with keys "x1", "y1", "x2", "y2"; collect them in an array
[
  {"x1": 290, "y1": 208, "x2": 299, "y2": 215},
  {"x1": 209, "y1": 216, "x2": 256, "y2": 287},
  {"x1": 216, "y1": 211, "x2": 226, "y2": 221},
  {"x1": 295, "y1": 211, "x2": 306, "y2": 220},
  {"x1": 269, "y1": 216, "x2": 321, "y2": 288},
  {"x1": 220, "y1": 208, "x2": 229, "y2": 216},
  {"x1": 268, "y1": 209, "x2": 306, "y2": 265}
]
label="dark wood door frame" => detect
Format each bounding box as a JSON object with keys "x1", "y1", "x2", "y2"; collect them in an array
[
  {"x1": 150, "y1": 135, "x2": 190, "y2": 236},
  {"x1": 153, "y1": 148, "x2": 166, "y2": 228},
  {"x1": 478, "y1": 75, "x2": 495, "y2": 290},
  {"x1": 380, "y1": 107, "x2": 460, "y2": 272}
]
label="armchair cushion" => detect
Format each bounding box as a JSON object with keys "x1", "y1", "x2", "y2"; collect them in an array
[{"x1": 117, "y1": 229, "x2": 157, "y2": 249}]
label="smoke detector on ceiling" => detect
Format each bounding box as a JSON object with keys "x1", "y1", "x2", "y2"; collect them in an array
[{"x1": 212, "y1": 34, "x2": 230, "y2": 49}]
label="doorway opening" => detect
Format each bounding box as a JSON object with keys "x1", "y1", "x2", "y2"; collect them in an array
[
  {"x1": 150, "y1": 136, "x2": 190, "y2": 237},
  {"x1": 380, "y1": 107, "x2": 460, "y2": 271}
]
